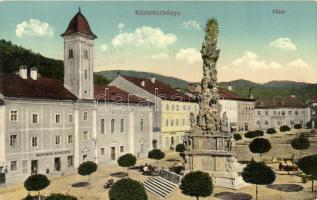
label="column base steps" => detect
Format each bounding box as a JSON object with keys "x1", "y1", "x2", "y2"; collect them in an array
[{"x1": 144, "y1": 176, "x2": 178, "y2": 199}]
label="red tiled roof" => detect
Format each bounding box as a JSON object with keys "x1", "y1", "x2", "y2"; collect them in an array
[
  {"x1": 61, "y1": 10, "x2": 97, "y2": 39},
  {"x1": 0, "y1": 73, "x2": 77, "y2": 100},
  {"x1": 122, "y1": 76, "x2": 196, "y2": 102},
  {"x1": 255, "y1": 96, "x2": 307, "y2": 108},
  {"x1": 94, "y1": 85, "x2": 151, "y2": 104}
]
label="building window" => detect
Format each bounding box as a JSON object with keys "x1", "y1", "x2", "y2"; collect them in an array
[
  {"x1": 302, "y1": 110, "x2": 305, "y2": 115},
  {"x1": 176, "y1": 105, "x2": 179, "y2": 111},
  {"x1": 67, "y1": 135, "x2": 73, "y2": 144},
  {"x1": 111, "y1": 119, "x2": 115, "y2": 133},
  {"x1": 55, "y1": 136, "x2": 61, "y2": 145},
  {"x1": 288, "y1": 111, "x2": 292, "y2": 115},
  {"x1": 101, "y1": 119, "x2": 105, "y2": 134},
  {"x1": 55, "y1": 114, "x2": 61, "y2": 123},
  {"x1": 265, "y1": 111, "x2": 268, "y2": 115},
  {"x1": 176, "y1": 119, "x2": 179, "y2": 126},
  {"x1": 83, "y1": 112, "x2": 88, "y2": 121},
  {"x1": 264, "y1": 121, "x2": 269, "y2": 125},
  {"x1": 68, "y1": 115, "x2": 73, "y2": 123},
  {"x1": 84, "y1": 69, "x2": 88, "y2": 79},
  {"x1": 101, "y1": 148, "x2": 105, "y2": 156},
  {"x1": 257, "y1": 111, "x2": 261, "y2": 115},
  {"x1": 10, "y1": 135, "x2": 17, "y2": 147},
  {"x1": 277, "y1": 121, "x2": 281, "y2": 126},
  {"x1": 300, "y1": 120, "x2": 304, "y2": 125},
  {"x1": 295, "y1": 111, "x2": 298, "y2": 115},
  {"x1": 171, "y1": 119, "x2": 174, "y2": 126},
  {"x1": 84, "y1": 50, "x2": 89, "y2": 59},
  {"x1": 140, "y1": 119, "x2": 144, "y2": 132},
  {"x1": 166, "y1": 104, "x2": 169, "y2": 111},
  {"x1": 120, "y1": 146, "x2": 124, "y2": 153},
  {"x1": 172, "y1": 105, "x2": 174, "y2": 110},
  {"x1": 68, "y1": 49, "x2": 73, "y2": 58},
  {"x1": 32, "y1": 137, "x2": 38, "y2": 147},
  {"x1": 67, "y1": 156, "x2": 73, "y2": 167},
  {"x1": 282, "y1": 111, "x2": 285, "y2": 116},
  {"x1": 10, "y1": 161, "x2": 17, "y2": 171},
  {"x1": 82, "y1": 131, "x2": 88, "y2": 141},
  {"x1": 32, "y1": 114, "x2": 38, "y2": 124},
  {"x1": 120, "y1": 119, "x2": 124, "y2": 133},
  {"x1": 290, "y1": 120, "x2": 294, "y2": 125},
  {"x1": 83, "y1": 155, "x2": 87, "y2": 162},
  {"x1": 10, "y1": 110, "x2": 18, "y2": 122},
  {"x1": 166, "y1": 119, "x2": 169, "y2": 126},
  {"x1": 140, "y1": 144, "x2": 144, "y2": 153}
]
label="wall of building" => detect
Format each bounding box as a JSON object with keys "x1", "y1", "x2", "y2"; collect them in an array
[
  {"x1": 255, "y1": 107, "x2": 311, "y2": 130},
  {"x1": 237, "y1": 101, "x2": 255, "y2": 131}
]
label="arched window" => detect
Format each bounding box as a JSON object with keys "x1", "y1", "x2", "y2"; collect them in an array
[
  {"x1": 111, "y1": 119, "x2": 115, "y2": 133},
  {"x1": 140, "y1": 119, "x2": 144, "y2": 132},
  {"x1": 101, "y1": 119, "x2": 105, "y2": 134},
  {"x1": 68, "y1": 49, "x2": 73, "y2": 59},
  {"x1": 120, "y1": 119, "x2": 124, "y2": 133}
]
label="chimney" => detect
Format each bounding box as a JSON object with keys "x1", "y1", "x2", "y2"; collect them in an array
[
  {"x1": 150, "y1": 76, "x2": 155, "y2": 83},
  {"x1": 30, "y1": 67, "x2": 38, "y2": 80},
  {"x1": 19, "y1": 66, "x2": 27, "y2": 79},
  {"x1": 228, "y1": 85, "x2": 232, "y2": 91},
  {"x1": 141, "y1": 80, "x2": 145, "y2": 87}
]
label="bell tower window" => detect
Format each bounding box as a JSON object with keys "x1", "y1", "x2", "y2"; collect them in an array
[
  {"x1": 84, "y1": 50, "x2": 89, "y2": 59},
  {"x1": 68, "y1": 49, "x2": 73, "y2": 59},
  {"x1": 84, "y1": 69, "x2": 88, "y2": 79}
]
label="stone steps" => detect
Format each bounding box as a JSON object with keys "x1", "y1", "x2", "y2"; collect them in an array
[{"x1": 144, "y1": 176, "x2": 177, "y2": 199}]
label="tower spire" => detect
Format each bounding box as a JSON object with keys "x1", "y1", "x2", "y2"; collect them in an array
[{"x1": 79, "y1": 6, "x2": 81, "y2": 13}]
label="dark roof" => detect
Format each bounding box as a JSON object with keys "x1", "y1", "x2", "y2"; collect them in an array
[
  {"x1": 122, "y1": 76, "x2": 196, "y2": 102},
  {"x1": 0, "y1": 73, "x2": 77, "y2": 100},
  {"x1": 94, "y1": 85, "x2": 151, "y2": 104},
  {"x1": 218, "y1": 88, "x2": 254, "y2": 101},
  {"x1": 61, "y1": 10, "x2": 97, "y2": 39},
  {"x1": 255, "y1": 96, "x2": 307, "y2": 108}
]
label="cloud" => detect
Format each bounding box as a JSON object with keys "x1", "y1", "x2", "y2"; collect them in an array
[
  {"x1": 117, "y1": 22, "x2": 125, "y2": 32},
  {"x1": 270, "y1": 37, "x2": 297, "y2": 50},
  {"x1": 176, "y1": 48, "x2": 201, "y2": 64},
  {"x1": 16, "y1": 19, "x2": 54, "y2": 37},
  {"x1": 287, "y1": 58, "x2": 310, "y2": 68},
  {"x1": 232, "y1": 51, "x2": 283, "y2": 70},
  {"x1": 112, "y1": 26, "x2": 177, "y2": 48},
  {"x1": 181, "y1": 20, "x2": 200, "y2": 30},
  {"x1": 150, "y1": 52, "x2": 169, "y2": 59},
  {"x1": 100, "y1": 44, "x2": 108, "y2": 52}
]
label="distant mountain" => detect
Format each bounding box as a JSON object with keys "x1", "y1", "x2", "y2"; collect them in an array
[
  {"x1": 97, "y1": 70, "x2": 189, "y2": 91},
  {"x1": 98, "y1": 70, "x2": 317, "y2": 100}
]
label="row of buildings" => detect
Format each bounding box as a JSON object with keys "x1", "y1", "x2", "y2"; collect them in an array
[{"x1": 0, "y1": 10, "x2": 314, "y2": 185}]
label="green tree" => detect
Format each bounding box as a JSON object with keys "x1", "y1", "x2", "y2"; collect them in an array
[
  {"x1": 294, "y1": 124, "x2": 302, "y2": 129},
  {"x1": 176, "y1": 143, "x2": 186, "y2": 162},
  {"x1": 24, "y1": 174, "x2": 50, "y2": 200},
  {"x1": 266, "y1": 128, "x2": 276, "y2": 135},
  {"x1": 180, "y1": 171, "x2": 213, "y2": 200},
  {"x1": 291, "y1": 135, "x2": 310, "y2": 158},
  {"x1": 233, "y1": 133, "x2": 242, "y2": 141},
  {"x1": 148, "y1": 149, "x2": 165, "y2": 167},
  {"x1": 109, "y1": 178, "x2": 147, "y2": 200},
  {"x1": 94, "y1": 73, "x2": 109, "y2": 85},
  {"x1": 242, "y1": 161, "x2": 276, "y2": 200},
  {"x1": 77, "y1": 161, "x2": 97, "y2": 186},
  {"x1": 117, "y1": 153, "x2": 137, "y2": 175},
  {"x1": 45, "y1": 193, "x2": 77, "y2": 200},
  {"x1": 297, "y1": 154, "x2": 317, "y2": 192},
  {"x1": 249, "y1": 138, "x2": 271, "y2": 159},
  {"x1": 280, "y1": 125, "x2": 291, "y2": 132}
]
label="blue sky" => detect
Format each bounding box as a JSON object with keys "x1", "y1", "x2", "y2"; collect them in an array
[{"x1": 0, "y1": 1, "x2": 316, "y2": 83}]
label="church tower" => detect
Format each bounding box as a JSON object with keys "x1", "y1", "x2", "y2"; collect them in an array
[{"x1": 61, "y1": 8, "x2": 97, "y2": 99}]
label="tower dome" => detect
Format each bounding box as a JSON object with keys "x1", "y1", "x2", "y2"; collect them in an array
[{"x1": 61, "y1": 8, "x2": 97, "y2": 39}]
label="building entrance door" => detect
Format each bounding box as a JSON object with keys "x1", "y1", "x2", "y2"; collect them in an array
[
  {"x1": 244, "y1": 123, "x2": 249, "y2": 131},
  {"x1": 54, "y1": 157, "x2": 61, "y2": 171},
  {"x1": 31, "y1": 160, "x2": 38, "y2": 174},
  {"x1": 110, "y1": 147, "x2": 116, "y2": 160}
]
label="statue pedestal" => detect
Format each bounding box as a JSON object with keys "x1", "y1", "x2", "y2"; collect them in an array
[{"x1": 186, "y1": 128, "x2": 246, "y2": 189}]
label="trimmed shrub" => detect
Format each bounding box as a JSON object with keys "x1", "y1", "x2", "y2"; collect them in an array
[
  {"x1": 45, "y1": 193, "x2": 77, "y2": 200},
  {"x1": 249, "y1": 138, "x2": 271, "y2": 159},
  {"x1": 233, "y1": 134, "x2": 242, "y2": 141},
  {"x1": 280, "y1": 125, "x2": 291, "y2": 132},
  {"x1": 294, "y1": 124, "x2": 302, "y2": 129},
  {"x1": 109, "y1": 178, "x2": 147, "y2": 200},
  {"x1": 266, "y1": 128, "x2": 276, "y2": 135},
  {"x1": 117, "y1": 154, "x2": 137, "y2": 174},
  {"x1": 77, "y1": 161, "x2": 97, "y2": 186},
  {"x1": 24, "y1": 174, "x2": 50, "y2": 200},
  {"x1": 148, "y1": 149, "x2": 165, "y2": 166}
]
